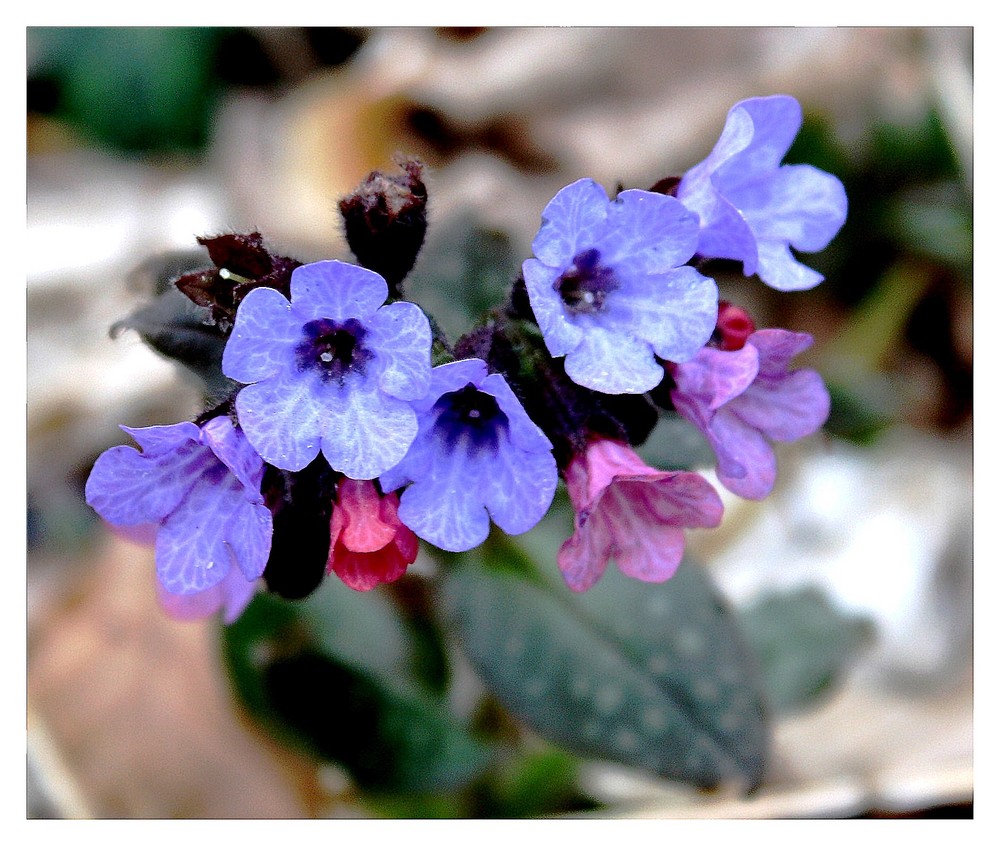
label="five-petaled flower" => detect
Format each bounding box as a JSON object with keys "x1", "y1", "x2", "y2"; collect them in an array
[
  {"x1": 669, "y1": 328, "x2": 830, "y2": 499},
  {"x1": 380, "y1": 358, "x2": 558, "y2": 552},
  {"x1": 677, "y1": 94, "x2": 848, "y2": 292},
  {"x1": 522, "y1": 178, "x2": 718, "y2": 395},
  {"x1": 558, "y1": 438, "x2": 724, "y2": 593},
  {"x1": 222, "y1": 259, "x2": 432, "y2": 478},
  {"x1": 327, "y1": 478, "x2": 419, "y2": 591},
  {"x1": 84, "y1": 416, "x2": 271, "y2": 622}
]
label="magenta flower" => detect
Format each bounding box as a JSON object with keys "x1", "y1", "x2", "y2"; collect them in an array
[
  {"x1": 677, "y1": 95, "x2": 847, "y2": 292},
  {"x1": 669, "y1": 328, "x2": 830, "y2": 499},
  {"x1": 222, "y1": 259, "x2": 432, "y2": 478},
  {"x1": 327, "y1": 478, "x2": 419, "y2": 591},
  {"x1": 84, "y1": 416, "x2": 271, "y2": 621},
  {"x1": 557, "y1": 438, "x2": 723, "y2": 593}
]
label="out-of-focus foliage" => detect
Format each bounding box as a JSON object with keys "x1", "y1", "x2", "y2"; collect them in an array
[
  {"x1": 788, "y1": 109, "x2": 972, "y2": 441},
  {"x1": 738, "y1": 588, "x2": 876, "y2": 713}
]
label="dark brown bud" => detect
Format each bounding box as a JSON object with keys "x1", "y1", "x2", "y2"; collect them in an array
[{"x1": 339, "y1": 157, "x2": 428, "y2": 297}]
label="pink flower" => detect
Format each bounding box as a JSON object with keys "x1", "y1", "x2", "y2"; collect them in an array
[
  {"x1": 557, "y1": 439, "x2": 724, "y2": 593},
  {"x1": 669, "y1": 328, "x2": 830, "y2": 500},
  {"x1": 327, "y1": 478, "x2": 420, "y2": 591}
]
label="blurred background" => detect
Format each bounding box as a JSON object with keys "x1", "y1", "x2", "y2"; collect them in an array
[{"x1": 26, "y1": 26, "x2": 972, "y2": 819}]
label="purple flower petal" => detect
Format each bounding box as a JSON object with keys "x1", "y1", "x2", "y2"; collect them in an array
[
  {"x1": 156, "y1": 562, "x2": 258, "y2": 624},
  {"x1": 320, "y1": 383, "x2": 418, "y2": 480},
  {"x1": 396, "y1": 449, "x2": 492, "y2": 552},
  {"x1": 606, "y1": 265, "x2": 720, "y2": 363},
  {"x1": 234, "y1": 371, "x2": 324, "y2": 471},
  {"x1": 86, "y1": 418, "x2": 273, "y2": 621},
  {"x1": 670, "y1": 327, "x2": 829, "y2": 500},
  {"x1": 86, "y1": 433, "x2": 207, "y2": 526},
  {"x1": 736, "y1": 164, "x2": 849, "y2": 253},
  {"x1": 155, "y1": 475, "x2": 244, "y2": 594},
  {"x1": 597, "y1": 189, "x2": 700, "y2": 272},
  {"x1": 480, "y1": 431, "x2": 557, "y2": 536},
  {"x1": 531, "y1": 178, "x2": 611, "y2": 268},
  {"x1": 678, "y1": 95, "x2": 847, "y2": 292},
  {"x1": 222, "y1": 286, "x2": 301, "y2": 384},
  {"x1": 289, "y1": 260, "x2": 388, "y2": 322},
  {"x1": 524, "y1": 179, "x2": 717, "y2": 393},
  {"x1": 564, "y1": 324, "x2": 664, "y2": 395},
  {"x1": 200, "y1": 415, "x2": 265, "y2": 496},
  {"x1": 224, "y1": 259, "x2": 432, "y2": 474},
  {"x1": 384, "y1": 359, "x2": 557, "y2": 551},
  {"x1": 367, "y1": 301, "x2": 432, "y2": 401}
]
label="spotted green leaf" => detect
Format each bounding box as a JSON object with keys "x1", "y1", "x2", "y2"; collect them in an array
[{"x1": 442, "y1": 539, "x2": 770, "y2": 791}]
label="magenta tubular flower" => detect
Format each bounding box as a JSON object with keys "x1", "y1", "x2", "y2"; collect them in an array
[
  {"x1": 522, "y1": 178, "x2": 718, "y2": 394},
  {"x1": 222, "y1": 259, "x2": 432, "y2": 478},
  {"x1": 327, "y1": 478, "x2": 419, "y2": 591},
  {"x1": 677, "y1": 95, "x2": 848, "y2": 292},
  {"x1": 380, "y1": 358, "x2": 558, "y2": 552},
  {"x1": 558, "y1": 439, "x2": 723, "y2": 593},
  {"x1": 669, "y1": 328, "x2": 831, "y2": 499},
  {"x1": 84, "y1": 416, "x2": 271, "y2": 621}
]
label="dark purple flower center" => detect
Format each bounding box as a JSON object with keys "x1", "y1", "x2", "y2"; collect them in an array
[
  {"x1": 433, "y1": 382, "x2": 509, "y2": 453},
  {"x1": 296, "y1": 318, "x2": 374, "y2": 384},
  {"x1": 554, "y1": 248, "x2": 617, "y2": 314}
]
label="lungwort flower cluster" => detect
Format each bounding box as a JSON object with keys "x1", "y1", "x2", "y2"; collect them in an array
[{"x1": 87, "y1": 95, "x2": 844, "y2": 622}]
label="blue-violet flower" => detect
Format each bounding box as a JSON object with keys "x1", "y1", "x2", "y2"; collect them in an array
[
  {"x1": 380, "y1": 358, "x2": 558, "y2": 552},
  {"x1": 522, "y1": 178, "x2": 718, "y2": 395},
  {"x1": 676, "y1": 95, "x2": 848, "y2": 292},
  {"x1": 669, "y1": 328, "x2": 830, "y2": 499},
  {"x1": 222, "y1": 259, "x2": 432, "y2": 477},
  {"x1": 84, "y1": 416, "x2": 271, "y2": 621}
]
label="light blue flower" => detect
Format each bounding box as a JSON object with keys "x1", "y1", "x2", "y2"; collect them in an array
[
  {"x1": 380, "y1": 358, "x2": 557, "y2": 552},
  {"x1": 222, "y1": 259, "x2": 432, "y2": 477},
  {"x1": 522, "y1": 178, "x2": 718, "y2": 395},
  {"x1": 677, "y1": 95, "x2": 848, "y2": 292}
]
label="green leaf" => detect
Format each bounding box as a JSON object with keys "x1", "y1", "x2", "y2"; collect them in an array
[
  {"x1": 442, "y1": 541, "x2": 770, "y2": 791},
  {"x1": 739, "y1": 587, "x2": 876, "y2": 713},
  {"x1": 222, "y1": 586, "x2": 492, "y2": 793}
]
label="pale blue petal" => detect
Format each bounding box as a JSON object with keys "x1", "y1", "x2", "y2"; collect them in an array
[
  {"x1": 521, "y1": 258, "x2": 584, "y2": 357},
  {"x1": 754, "y1": 239, "x2": 825, "y2": 292},
  {"x1": 367, "y1": 301, "x2": 432, "y2": 401},
  {"x1": 564, "y1": 325, "x2": 664, "y2": 394},
  {"x1": 289, "y1": 260, "x2": 388, "y2": 322},
  {"x1": 597, "y1": 190, "x2": 699, "y2": 272},
  {"x1": 321, "y1": 382, "x2": 418, "y2": 479},
  {"x1": 224, "y1": 499, "x2": 273, "y2": 581},
  {"x1": 531, "y1": 178, "x2": 611, "y2": 268},
  {"x1": 234, "y1": 371, "x2": 324, "y2": 471},
  {"x1": 714, "y1": 96, "x2": 801, "y2": 188},
  {"x1": 396, "y1": 448, "x2": 491, "y2": 552},
  {"x1": 739, "y1": 164, "x2": 848, "y2": 252},
  {"x1": 480, "y1": 431, "x2": 557, "y2": 536},
  {"x1": 607, "y1": 265, "x2": 718, "y2": 362},
  {"x1": 222, "y1": 286, "x2": 300, "y2": 384}
]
